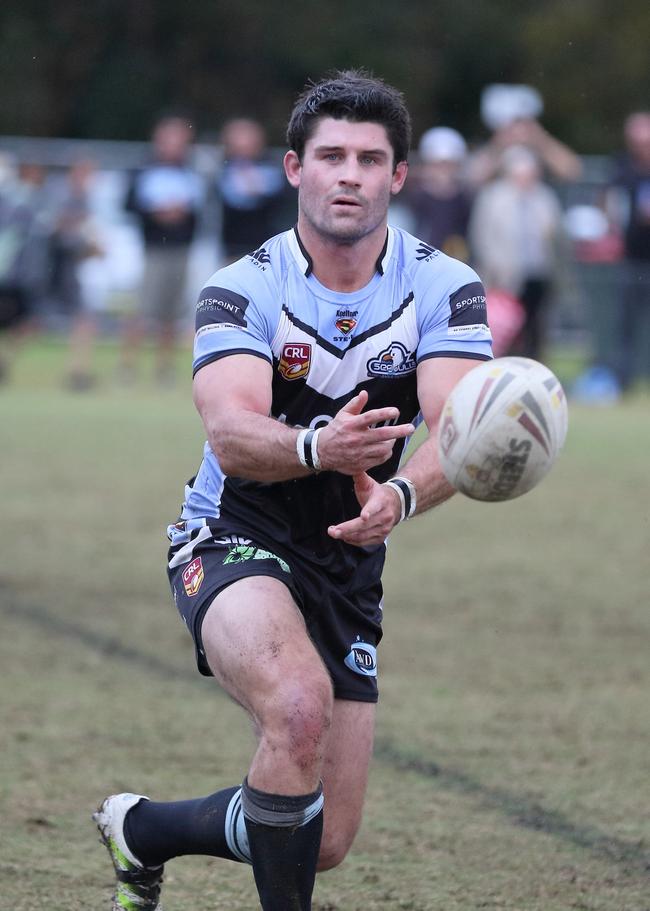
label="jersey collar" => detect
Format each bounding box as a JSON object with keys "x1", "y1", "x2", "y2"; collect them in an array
[{"x1": 289, "y1": 226, "x2": 394, "y2": 278}]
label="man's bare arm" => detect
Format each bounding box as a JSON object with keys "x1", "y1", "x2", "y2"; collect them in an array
[{"x1": 193, "y1": 355, "x2": 415, "y2": 483}]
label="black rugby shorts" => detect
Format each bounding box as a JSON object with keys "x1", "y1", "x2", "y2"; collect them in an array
[{"x1": 167, "y1": 520, "x2": 383, "y2": 702}]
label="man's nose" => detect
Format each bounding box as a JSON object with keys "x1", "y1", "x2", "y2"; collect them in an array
[{"x1": 338, "y1": 158, "x2": 362, "y2": 186}]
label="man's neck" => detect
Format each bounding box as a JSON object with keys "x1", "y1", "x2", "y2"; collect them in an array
[{"x1": 296, "y1": 218, "x2": 388, "y2": 292}]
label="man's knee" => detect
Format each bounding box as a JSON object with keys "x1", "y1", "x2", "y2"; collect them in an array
[{"x1": 262, "y1": 676, "x2": 334, "y2": 770}]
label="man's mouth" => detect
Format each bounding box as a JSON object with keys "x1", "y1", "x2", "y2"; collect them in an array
[{"x1": 331, "y1": 196, "x2": 362, "y2": 208}]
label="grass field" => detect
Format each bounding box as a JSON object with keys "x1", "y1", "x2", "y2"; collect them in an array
[{"x1": 1, "y1": 338, "x2": 649, "y2": 911}]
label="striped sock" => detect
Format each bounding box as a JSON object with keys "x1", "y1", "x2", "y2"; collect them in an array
[
  {"x1": 242, "y1": 778, "x2": 324, "y2": 911},
  {"x1": 123, "y1": 785, "x2": 251, "y2": 867}
]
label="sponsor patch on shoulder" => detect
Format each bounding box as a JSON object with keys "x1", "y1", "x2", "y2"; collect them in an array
[
  {"x1": 448, "y1": 323, "x2": 492, "y2": 336},
  {"x1": 448, "y1": 281, "x2": 489, "y2": 331},
  {"x1": 196, "y1": 287, "x2": 250, "y2": 330},
  {"x1": 195, "y1": 322, "x2": 247, "y2": 340}
]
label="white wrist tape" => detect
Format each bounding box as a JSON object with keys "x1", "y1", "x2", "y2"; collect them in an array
[
  {"x1": 296, "y1": 427, "x2": 322, "y2": 472},
  {"x1": 384, "y1": 476, "x2": 417, "y2": 522}
]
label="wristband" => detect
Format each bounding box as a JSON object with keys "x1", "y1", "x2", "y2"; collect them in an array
[
  {"x1": 296, "y1": 427, "x2": 322, "y2": 472},
  {"x1": 384, "y1": 476, "x2": 417, "y2": 522}
]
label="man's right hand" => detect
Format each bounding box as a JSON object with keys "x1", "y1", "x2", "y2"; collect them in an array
[{"x1": 317, "y1": 390, "x2": 415, "y2": 475}]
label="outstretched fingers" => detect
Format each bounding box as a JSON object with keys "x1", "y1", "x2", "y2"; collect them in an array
[{"x1": 328, "y1": 475, "x2": 402, "y2": 546}]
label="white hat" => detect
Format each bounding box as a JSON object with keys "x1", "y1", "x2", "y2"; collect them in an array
[
  {"x1": 418, "y1": 127, "x2": 467, "y2": 162},
  {"x1": 481, "y1": 84, "x2": 543, "y2": 131}
]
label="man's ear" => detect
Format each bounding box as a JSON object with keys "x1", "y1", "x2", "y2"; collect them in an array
[
  {"x1": 284, "y1": 150, "x2": 302, "y2": 189},
  {"x1": 391, "y1": 160, "x2": 409, "y2": 195}
]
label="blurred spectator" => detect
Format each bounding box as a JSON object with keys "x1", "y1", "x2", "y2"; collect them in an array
[
  {"x1": 217, "y1": 117, "x2": 287, "y2": 263},
  {"x1": 564, "y1": 199, "x2": 624, "y2": 402},
  {"x1": 121, "y1": 114, "x2": 204, "y2": 384},
  {"x1": 468, "y1": 84, "x2": 583, "y2": 187},
  {"x1": 468, "y1": 145, "x2": 565, "y2": 360},
  {"x1": 611, "y1": 111, "x2": 650, "y2": 391},
  {"x1": 407, "y1": 127, "x2": 472, "y2": 261},
  {"x1": 0, "y1": 159, "x2": 50, "y2": 381},
  {"x1": 48, "y1": 158, "x2": 106, "y2": 390}
]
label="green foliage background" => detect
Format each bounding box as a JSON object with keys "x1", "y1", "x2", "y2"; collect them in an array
[{"x1": 1, "y1": 0, "x2": 648, "y2": 150}]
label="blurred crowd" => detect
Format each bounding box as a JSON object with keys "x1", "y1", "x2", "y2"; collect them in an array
[{"x1": 0, "y1": 84, "x2": 648, "y2": 400}]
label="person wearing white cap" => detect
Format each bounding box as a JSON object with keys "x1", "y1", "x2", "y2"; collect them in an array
[
  {"x1": 407, "y1": 126, "x2": 472, "y2": 261},
  {"x1": 467, "y1": 84, "x2": 582, "y2": 186}
]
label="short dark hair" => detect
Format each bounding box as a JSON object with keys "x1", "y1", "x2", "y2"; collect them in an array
[{"x1": 286, "y1": 69, "x2": 411, "y2": 169}]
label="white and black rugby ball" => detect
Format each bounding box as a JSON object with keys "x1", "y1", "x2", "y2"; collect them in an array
[{"x1": 437, "y1": 357, "x2": 568, "y2": 502}]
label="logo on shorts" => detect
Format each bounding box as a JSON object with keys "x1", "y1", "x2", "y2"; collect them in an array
[
  {"x1": 344, "y1": 639, "x2": 377, "y2": 677},
  {"x1": 278, "y1": 343, "x2": 311, "y2": 381},
  {"x1": 182, "y1": 557, "x2": 204, "y2": 597},
  {"x1": 223, "y1": 545, "x2": 290, "y2": 573}
]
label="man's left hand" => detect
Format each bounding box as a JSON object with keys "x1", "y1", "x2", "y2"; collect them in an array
[{"x1": 327, "y1": 473, "x2": 402, "y2": 547}]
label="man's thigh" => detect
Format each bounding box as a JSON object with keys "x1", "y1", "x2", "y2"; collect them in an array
[
  {"x1": 201, "y1": 575, "x2": 331, "y2": 719},
  {"x1": 168, "y1": 524, "x2": 382, "y2": 704}
]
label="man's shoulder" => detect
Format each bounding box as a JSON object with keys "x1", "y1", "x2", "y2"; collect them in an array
[
  {"x1": 194, "y1": 231, "x2": 299, "y2": 336},
  {"x1": 388, "y1": 225, "x2": 481, "y2": 290},
  {"x1": 200, "y1": 231, "x2": 291, "y2": 294}
]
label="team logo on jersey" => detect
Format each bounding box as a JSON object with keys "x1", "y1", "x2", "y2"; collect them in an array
[
  {"x1": 278, "y1": 342, "x2": 312, "y2": 381},
  {"x1": 182, "y1": 557, "x2": 204, "y2": 597},
  {"x1": 415, "y1": 242, "x2": 439, "y2": 262},
  {"x1": 335, "y1": 317, "x2": 357, "y2": 334},
  {"x1": 335, "y1": 308, "x2": 358, "y2": 335},
  {"x1": 344, "y1": 639, "x2": 377, "y2": 677},
  {"x1": 367, "y1": 342, "x2": 416, "y2": 378}
]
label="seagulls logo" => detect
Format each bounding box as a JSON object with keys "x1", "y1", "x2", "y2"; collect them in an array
[{"x1": 366, "y1": 342, "x2": 416, "y2": 378}]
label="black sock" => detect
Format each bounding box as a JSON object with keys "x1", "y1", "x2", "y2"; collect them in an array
[
  {"x1": 242, "y1": 778, "x2": 324, "y2": 911},
  {"x1": 123, "y1": 786, "x2": 250, "y2": 867}
]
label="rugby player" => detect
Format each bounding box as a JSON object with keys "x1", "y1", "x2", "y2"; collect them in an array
[{"x1": 94, "y1": 69, "x2": 493, "y2": 910}]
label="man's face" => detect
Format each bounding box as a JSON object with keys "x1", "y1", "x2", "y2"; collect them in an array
[{"x1": 284, "y1": 117, "x2": 408, "y2": 244}]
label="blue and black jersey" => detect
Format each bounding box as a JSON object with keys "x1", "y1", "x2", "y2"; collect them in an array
[{"x1": 171, "y1": 225, "x2": 492, "y2": 573}]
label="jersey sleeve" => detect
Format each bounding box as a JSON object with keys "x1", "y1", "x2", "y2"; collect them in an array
[
  {"x1": 416, "y1": 258, "x2": 493, "y2": 362},
  {"x1": 192, "y1": 263, "x2": 277, "y2": 377}
]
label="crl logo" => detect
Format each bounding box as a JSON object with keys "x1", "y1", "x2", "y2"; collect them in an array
[{"x1": 344, "y1": 640, "x2": 377, "y2": 677}]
